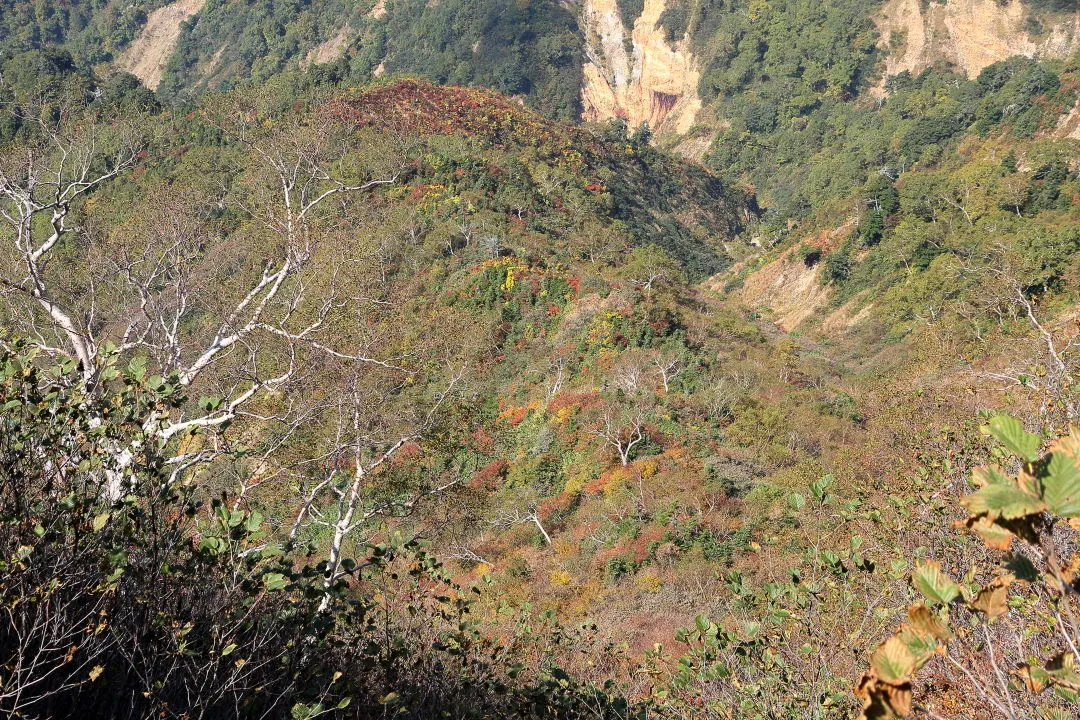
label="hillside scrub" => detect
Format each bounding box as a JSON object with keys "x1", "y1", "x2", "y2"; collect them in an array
[{"x1": 1, "y1": 3, "x2": 1080, "y2": 719}]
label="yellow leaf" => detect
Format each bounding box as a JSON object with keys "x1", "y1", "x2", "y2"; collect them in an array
[
  {"x1": 907, "y1": 604, "x2": 951, "y2": 642},
  {"x1": 970, "y1": 575, "x2": 1012, "y2": 619}
]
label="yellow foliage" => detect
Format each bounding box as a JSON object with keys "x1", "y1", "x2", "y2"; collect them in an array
[
  {"x1": 635, "y1": 572, "x2": 662, "y2": 593},
  {"x1": 564, "y1": 473, "x2": 587, "y2": 494},
  {"x1": 550, "y1": 570, "x2": 572, "y2": 586},
  {"x1": 637, "y1": 459, "x2": 659, "y2": 479},
  {"x1": 604, "y1": 466, "x2": 631, "y2": 497}
]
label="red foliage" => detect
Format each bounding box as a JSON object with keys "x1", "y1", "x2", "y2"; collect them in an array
[
  {"x1": 389, "y1": 442, "x2": 422, "y2": 467},
  {"x1": 469, "y1": 459, "x2": 509, "y2": 490},
  {"x1": 470, "y1": 427, "x2": 496, "y2": 453},
  {"x1": 320, "y1": 79, "x2": 585, "y2": 166},
  {"x1": 537, "y1": 492, "x2": 577, "y2": 523},
  {"x1": 546, "y1": 391, "x2": 601, "y2": 414},
  {"x1": 502, "y1": 406, "x2": 528, "y2": 426},
  {"x1": 629, "y1": 527, "x2": 666, "y2": 564}
]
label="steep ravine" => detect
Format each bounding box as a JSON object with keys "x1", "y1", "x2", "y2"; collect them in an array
[{"x1": 581, "y1": 0, "x2": 702, "y2": 135}]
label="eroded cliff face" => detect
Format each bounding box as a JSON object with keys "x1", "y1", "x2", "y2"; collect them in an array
[
  {"x1": 120, "y1": 0, "x2": 206, "y2": 90},
  {"x1": 877, "y1": 0, "x2": 1080, "y2": 81},
  {"x1": 581, "y1": 0, "x2": 702, "y2": 135}
]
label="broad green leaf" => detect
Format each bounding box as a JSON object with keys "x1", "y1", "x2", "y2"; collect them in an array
[
  {"x1": 199, "y1": 537, "x2": 225, "y2": 555},
  {"x1": 127, "y1": 356, "x2": 148, "y2": 381},
  {"x1": 912, "y1": 561, "x2": 961, "y2": 606},
  {"x1": 244, "y1": 511, "x2": 264, "y2": 533},
  {"x1": 985, "y1": 415, "x2": 1041, "y2": 462},
  {"x1": 1039, "y1": 708, "x2": 1073, "y2": 720},
  {"x1": 897, "y1": 626, "x2": 936, "y2": 667},
  {"x1": 961, "y1": 484, "x2": 1045, "y2": 519},
  {"x1": 1043, "y1": 435, "x2": 1080, "y2": 516},
  {"x1": 221, "y1": 643, "x2": 237, "y2": 656},
  {"x1": 263, "y1": 572, "x2": 288, "y2": 591},
  {"x1": 871, "y1": 636, "x2": 917, "y2": 684},
  {"x1": 1047, "y1": 652, "x2": 1080, "y2": 691},
  {"x1": 1018, "y1": 663, "x2": 1049, "y2": 692}
]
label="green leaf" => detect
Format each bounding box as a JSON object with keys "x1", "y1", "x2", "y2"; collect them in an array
[
  {"x1": 985, "y1": 415, "x2": 1041, "y2": 462},
  {"x1": 912, "y1": 561, "x2": 961, "y2": 606},
  {"x1": 1047, "y1": 652, "x2": 1080, "y2": 690},
  {"x1": 871, "y1": 636, "x2": 917, "y2": 684},
  {"x1": 961, "y1": 484, "x2": 1045, "y2": 519},
  {"x1": 244, "y1": 511, "x2": 264, "y2": 534},
  {"x1": 92, "y1": 512, "x2": 110, "y2": 532},
  {"x1": 897, "y1": 626, "x2": 936, "y2": 667},
  {"x1": 263, "y1": 572, "x2": 288, "y2": 591},
  {"x1": 971, "y1": 465, "x2": 1011, "y2": 487},
  {"x1": 199, "y1": 537, "x2": 225, "y2": 555},
  {"x1": 1042, "y1": 443, "x2": 1080, "y2": 517},
  {"x1": 221, "y1": 643, "x2": 237, "y2": 656},
  {"x1": 127, "y1": 356, "x2": 148, "y2": 381}
]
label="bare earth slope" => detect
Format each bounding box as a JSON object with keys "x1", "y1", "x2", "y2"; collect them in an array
[
  {"x1": 121, "y1": 0, "x2": 207, "y2": 90},
  {"x1": 877, "y1": 0, "x2": 1080, "y2": 80}
]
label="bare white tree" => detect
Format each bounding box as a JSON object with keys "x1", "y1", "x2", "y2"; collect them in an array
[
  {"x1": 491, "y1": 506, "x2": 552, "y2": 546},
  {"x1": 589, "y1": 400, "x2": 650, "y2": 467},
  {"x1": 651, "y1": 347, "x2": 685, "y2": 393},
  {"x1": 0, "y1": 107, "x2": 141, "y2": 378}
]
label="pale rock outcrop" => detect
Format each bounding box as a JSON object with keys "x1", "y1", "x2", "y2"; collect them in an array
[
  {"x1": 304, "y1": 26, "x2": 353, "y2": 67},
  {"x1": 877, "y1": 0, "x2": 1080, "y2": 81},
  {"x1": 581, "y1": 0, "x2": 702, "y2": 135},
  {"x1": 121, "y1": 0, "x2": 207, "y2": 90},
  {"x1": 1054, "y1": 98, "x2": 1080, "y2": 140}
]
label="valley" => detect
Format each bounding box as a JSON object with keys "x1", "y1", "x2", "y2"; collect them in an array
[{"x1": 0, "y1": 2, "x2": 1078, "y2": 719}]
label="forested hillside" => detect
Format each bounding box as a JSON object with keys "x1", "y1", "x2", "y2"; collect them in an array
[{"x1": 1, "y1": 2, "x2": 1080, "y2": 720}]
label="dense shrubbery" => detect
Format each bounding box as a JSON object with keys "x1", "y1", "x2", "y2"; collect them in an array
[{"x1": 0, "y1": 0, "x2": 164, "y2": 65}]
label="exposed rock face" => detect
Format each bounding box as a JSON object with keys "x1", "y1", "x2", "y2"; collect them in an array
[
  {"x1": 1054, "y1": 97, "x2": 1080, "y2": 140},
  {"x1": 120, "y1": 0, "x2": 207, "y2": 90},
  {"x1": 581, "y1": 0, "x2": 702, "y2": 135},
  {"x1": 304, "y1": 25, "x2": 353, "y2": 67},
  {"x1": 877, "y1": 0, "x2": 1080, "y2": 80}
]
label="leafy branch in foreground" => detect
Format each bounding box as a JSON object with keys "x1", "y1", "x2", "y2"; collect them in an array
[
  {"x1": 857, "y1": 414, "x2": 1080, "y2": 720},
  {"x1": 0, "y1": 340, "x2": 632, "y2": 719}
]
